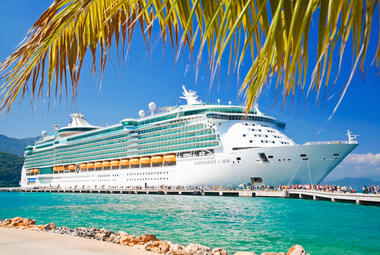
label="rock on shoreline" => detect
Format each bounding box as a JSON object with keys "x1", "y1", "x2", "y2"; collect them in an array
[{"x1": 0, "y1": 217, "x2": 306, "y2": 255}]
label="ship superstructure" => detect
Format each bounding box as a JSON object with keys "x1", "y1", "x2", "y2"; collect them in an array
[{"x1": 20, "y1": 86, "x2": 358, "y2": 188}]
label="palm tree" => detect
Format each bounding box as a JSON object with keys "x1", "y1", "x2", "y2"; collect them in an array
[{"x1": 0, "y1": 0, "x2": 378, "y2": 113}]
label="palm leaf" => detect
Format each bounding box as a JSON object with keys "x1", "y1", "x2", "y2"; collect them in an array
[{"x1": 0, "y1": 0, "x2": 379, "y2": 114}]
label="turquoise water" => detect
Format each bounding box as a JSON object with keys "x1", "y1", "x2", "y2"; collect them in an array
[{"x1": 0, "y1": 193, "x2": 379, "y2": 254}]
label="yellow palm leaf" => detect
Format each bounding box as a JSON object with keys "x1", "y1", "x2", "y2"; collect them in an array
[{"x1": 0, "y1": 0, "x2": 378, "y2": 114}]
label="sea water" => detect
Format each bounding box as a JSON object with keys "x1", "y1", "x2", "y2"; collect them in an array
[{"x1": 0, "y1": 192, "x2": 379, "y2": 254}]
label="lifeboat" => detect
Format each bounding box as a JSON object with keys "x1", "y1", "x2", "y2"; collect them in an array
[
  {"x1": 79, "y1": 163, "x2": 87, "y2": 170},
  {"x1": 151, "y1": 156, "x2": 163, "y2": 164},
  {"x1": 35, "y1": 169, "x2": 40, "y2": 174},
  {"x1": 95, "y1": 162, "x2": 103, "y2": 168},
  {"x1": 163, "y1": 154, "x2": 176, "y2": 163},
  {"x1": 58, "y1": 166, "x2": 65, "y2": 172},
  {"x1": 68, "y1": 165, "x2": 76, "y2": 171},
  {"x1": 29, "y1": 169, "x2": 35, "y2": 174},
  {"x1": 53, "y1": 166, "x2": 58, "y2": 172},
  {"x1": 130, "y1": 158, "x2": 140, "y2": 165},
  {"x1": 111, "y1": 160, "x2": 120, "y2": 167},
  {"x1": 120, "y1": 159, "x2": 130, "y2": 166},
  {"x1": 140, "y1": 157, "x2": 151, "y2": 165},
  {"x1": 102, "y1": 161, "x2": 110, "y2": 167},
  {"x1": 87, "y1": 163, "x2": 94, "y2": 169}
]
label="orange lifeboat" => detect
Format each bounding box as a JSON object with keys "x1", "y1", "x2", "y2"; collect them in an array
[
  {"x1": 120, "y1": 159, "x2": 130, "y2": 166},
  {"x1": 53, "y1": 166, "x2": 57, "y2": 172},
  {"x1": 79, "y1": 163, "x2": 87, "y2": 170},
  {"x1": 29, "y1": 169, "x2": 35, "y2": 174},
  {"x1": 87, "y1": 163, "x2": 94, "y2": 169},
  {"x1": 102, "y1": 161, "x2": 110, "y2": 167},
  {"x1": 58, "y1": 166, "x2": 65, "y2": 172},
  {"x1": 130, "y1": 158, "x2": 140, "y2": 165},
  {"x1": 164, "y1": 154, "x2": 176, "y2": 163},
  {"x1": 111, "y1": 160, "x2": 120, "y2": 167},
  {"x1": 35, "y1": 169, "x2": 40, "y2": 174},
  {"x1": 151, "y1": 156, "x2": 163, "y2": 164},
  {"x1": 95, "y1": 162, "x2": 102, "y2": 168},
  {"x1": 69, "y1": 165, "x2": 76, "y2": 171},
  {"x1": 140, "y1": 157, "x2": 151, "y2": 165}
]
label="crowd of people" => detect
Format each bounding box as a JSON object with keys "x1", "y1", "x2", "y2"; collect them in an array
[
  {"x1": 153, "y1": 184, "x2": 380, "y2": 194},
  {"x1": 51, "y1": 183, "x2": 379, "y2": 194},
  {"x1": 247, "y1": 184, "x2": 379, "y2": 194},
  {"x1": 362, "y1": 185, "x2": 379, "y2": 194}
]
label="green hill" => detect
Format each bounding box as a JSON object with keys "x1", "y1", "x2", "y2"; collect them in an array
[
  {"x1": 0, "y1": 134, "x2": 39, "y2": 157},
  {"x1": 0, "y1": 151, "x2": 24, "y2": 187}
]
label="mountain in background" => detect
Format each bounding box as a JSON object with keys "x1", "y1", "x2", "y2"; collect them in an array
[
  {"x1": 322, "y1": 177, "x2": 379, "y2": 191},
  {"x1": 0, "y1": 134, "x2": 39, "y2": 157},
  {"x1": 0, "y1": 151, "x2": 24, "y2": 187}
]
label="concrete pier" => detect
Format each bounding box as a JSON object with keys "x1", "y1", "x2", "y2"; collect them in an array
[{"x1": 0, "y1": 187, "x2": 379, "y2": 206}]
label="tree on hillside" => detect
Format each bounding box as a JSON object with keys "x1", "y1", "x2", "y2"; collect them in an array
[
  {"x1": 0, "y1": 151, "x2": 24, "y2": 187},
  {"x1": 0, "y1": 0, "x2": 378, "y2": 114}
]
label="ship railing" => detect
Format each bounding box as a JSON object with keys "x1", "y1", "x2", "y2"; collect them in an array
[{"x1": 304, "y1": 140, "x2": 357, "y2": 145}]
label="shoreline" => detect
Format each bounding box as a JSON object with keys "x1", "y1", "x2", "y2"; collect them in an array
[
  {"x1": 0, "y1": 228, "x2": 156, "y2": 255},
  {"x1": 0, "y1": 217, "x2": 306, "y2": 255}
]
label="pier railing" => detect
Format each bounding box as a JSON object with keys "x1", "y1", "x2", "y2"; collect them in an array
[{"x1": 1, "y1": 187, "x2": 379, "y2": 206}]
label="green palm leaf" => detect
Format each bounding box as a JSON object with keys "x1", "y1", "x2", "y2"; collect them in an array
[{"x1": 0, "y1": 0, "x2": 378, "y2": 113}]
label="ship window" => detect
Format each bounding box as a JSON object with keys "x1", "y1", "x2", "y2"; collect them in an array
[
  {"x1": 300, "y1": 154, "x2": 307, "y2": 157},
  {"x1": 243, "y1": 134, "x2": 246, "y2": 137},
  {"x1": 333, "y1": 153, "x2": 339, "y2": 156},
  {"x1": 249, "y1": 140, "x2": 253, "y2": 143},
  {"x1": 236, "y1": 157, "x2": 241, "y2": 161},
  {"x1": 258, "y1": 153, "x2": 269, "y2": 163},
  {"x1": 268, "y1": 155, "x2": 273, "y2": 159},
  {"x1": 302, "y1": 158, "x2": 309, "y2": 160}
]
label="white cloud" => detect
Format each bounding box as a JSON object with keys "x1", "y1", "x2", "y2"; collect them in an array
[
  {"x1": 343, "y1": 153, "x2": 380, "y2": 165},
  {"x1": 325, "y1": 153, "x2": 380, "y2": 181}
]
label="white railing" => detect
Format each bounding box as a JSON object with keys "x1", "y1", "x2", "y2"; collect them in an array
[{"x1": 304, "y1": 140, "x2": 356, "y2": 145}]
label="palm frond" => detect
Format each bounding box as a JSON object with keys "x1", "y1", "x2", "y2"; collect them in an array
[{"x1": 0, "y1": 0, "x2": 379, "y2": 113}]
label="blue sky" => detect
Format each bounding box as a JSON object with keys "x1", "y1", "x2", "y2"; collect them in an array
[{"x1": 0, "y1": 1, "x2": 379, "y2": 181}]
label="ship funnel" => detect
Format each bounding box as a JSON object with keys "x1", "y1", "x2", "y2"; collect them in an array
[{"x1": 68, "y1": 113, "x2": 93, "y2": 127}]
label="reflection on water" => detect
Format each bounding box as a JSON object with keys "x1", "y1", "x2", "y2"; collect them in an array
[{"x1": 0, "y1": 192, "x2": 379, "y2": 254}]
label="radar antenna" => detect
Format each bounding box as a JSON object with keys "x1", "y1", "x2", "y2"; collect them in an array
[
  {"x1": 138, "y1": 110, "x2": 145, "y2": 118},
  {"x1": 148, "y1": 102, "x2": 156, "y2": 116},
  {"x1": 180, "y1": 85, "x2": 202, "y2": 105}
]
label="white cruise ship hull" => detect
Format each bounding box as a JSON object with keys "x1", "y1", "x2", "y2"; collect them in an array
[
  {"x1": 20, "y1": 88, "x2": 359, "y2": 189},
  {"x1": 21, "y1": 143, "x2": 357, "y2": 188}
]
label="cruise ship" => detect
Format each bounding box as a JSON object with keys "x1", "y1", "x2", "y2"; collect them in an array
[{"x1": 20, "y1": 86, "x2": 358, "y2": 189}]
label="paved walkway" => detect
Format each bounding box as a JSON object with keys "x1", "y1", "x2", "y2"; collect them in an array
[{"x1": 0, "y1": 228, "x2": 156, "y2": 255}]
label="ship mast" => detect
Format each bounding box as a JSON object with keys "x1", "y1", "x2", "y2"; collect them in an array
[{"x1": 346, "y1": 129, "x2": 358, "y2": 144}]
